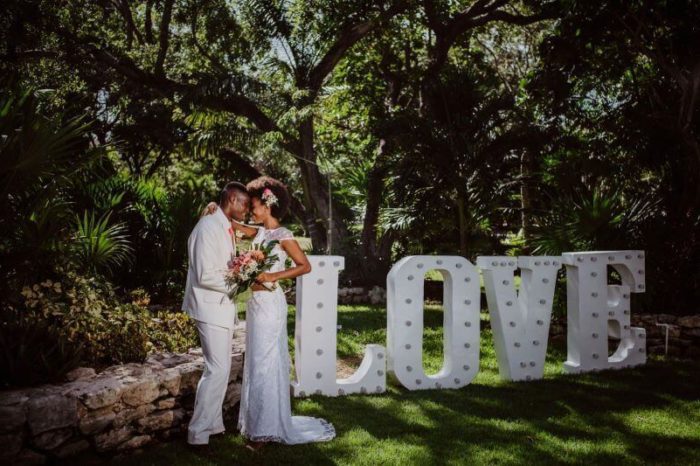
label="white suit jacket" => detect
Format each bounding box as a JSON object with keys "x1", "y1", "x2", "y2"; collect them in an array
[{"x1": 182, "y1": 208, "x2": 237, "y2": 329}]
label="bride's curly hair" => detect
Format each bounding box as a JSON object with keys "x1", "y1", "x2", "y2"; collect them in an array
[{"x1": 246, "y1": 176, "x2": 291, "y2": 219}]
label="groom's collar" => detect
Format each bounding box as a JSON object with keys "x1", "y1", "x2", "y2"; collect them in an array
[{"x1": 213, "y1": 207, "x2": 231, "y2": 229}]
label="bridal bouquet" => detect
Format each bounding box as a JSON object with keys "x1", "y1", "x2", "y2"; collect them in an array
[{"x1": 225, "y1": 241, "x2": 279, "y2": 298}]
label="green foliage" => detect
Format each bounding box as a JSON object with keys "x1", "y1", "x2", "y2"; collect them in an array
[
  {"x1": 19, "y1": 269, "x2": 138, "y2": 365},
  {"x1": 530, "y1": 184, "x2": 660, "y2": 254},
  {"x1": 0, "y1": 83, "x2": 98, "y2": 285},
  {"x1": 0, "y1": 312, "x2": 83, "y2": 389},
  {"x1": 73, "y1": 210, "x2": 133, "y2": 273},
  {"x1": 380, "y1": 62, "x2": 512, "y2": 258},
  {"x1": 2, "y1": 0, "x2": 700, "y2": 315},
  {"x1": 5, "y1": 269, "x2": 198, "y2": 387},
  {"x1": 0, "y1": 80, "x2": 213, "y2": 304},
  {"x1": 0, "y1": 86, "x2": 95, "y2": 196},
  {"x1": 148, "y1": 310, "x2": 200, "y2": 354}
]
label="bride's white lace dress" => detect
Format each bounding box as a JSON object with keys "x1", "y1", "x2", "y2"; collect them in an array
[{"x1": 237, "y1": 226, "x2": 335, "y2": 444}]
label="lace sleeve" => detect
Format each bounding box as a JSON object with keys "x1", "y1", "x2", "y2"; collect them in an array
[{"x1": 270, "y1": 227, "x2": 295, "y2": 242}]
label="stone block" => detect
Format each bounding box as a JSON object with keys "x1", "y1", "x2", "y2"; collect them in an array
[
  {"x1": 95, "y1": 426, "x2": 133, "y2": 452},
  {"x1": 136, "y1": 409, "x2": 185, "y2": 433},
  {"x1": 0, "y1": 404, "x2": 26, "y2": 433},
  {"x1": 156, "y1": 398, "x2": 176, "y2": 410},
  {"x1": 113, "y1": 403, "x2": 155, "y2": 429},
  {"x1": 0, "y1": 433, "x2": 23, "y2": 457},
  {"x1": 655, "y1": 314, "x2": 678, "y2": 324},
  {"x1": 32, "y1": 427, "x2": 73, "y2": 451},
  {"x1": 79, "y1": 406, "x2": 116, "y2": 435},
  {"x1": 27, "y1": 394, "x2": 78, "y2": 435},
  {"x1": 117, "y1": 434, "x2": 152, "y2": 451},
  {"x1": 147, "y1": 352, "x2": 196, "y2": 369},
  {"x1": 0, "y1": 390, "x2": 30, "y2": 406},
  {"x1": 678, "y1": 315, "x2": 700, "y2": 328},
  {"x1": 667, "y1": 325, "x2": 682, "y2": 338},
  {"x1": 14, "y1": 449, "x2": 46, "y2": 465},
  {"x1": 121, "y1": 376, "x2": 160, "y2": 407},
  {"x1": 669, "y1": 337, "x2": 692, "y2": 348},
  {"x1": 65, "y1": 367, "x2": 96, "y2": 382},
  {"x1": 54, "y1": 439, "x2": 90, "y2": 458},
  {"x1": 159, "y1": 368, "x2": 182, "y2": 396},
  {"x1": 71, "y1": 378, "x2": 124, "y2": 410},
  {"x1": 368, "y1": 286, "x2": 387, "y2": 305},
  {"x1": 229, "y1": 355, "x2": 244, "y2": 381},
  {"x1": 178, "y1": 363, "x2": 204, "y2": 395}
]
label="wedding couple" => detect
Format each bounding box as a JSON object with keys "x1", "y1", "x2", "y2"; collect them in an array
[{"x1": 182, "y1": 176, "x2": 335, "y2": 452}]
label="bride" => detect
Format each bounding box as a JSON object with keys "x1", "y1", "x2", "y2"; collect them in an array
[{"x1": 207, "y1": 176, "x2": 335, "y2": 450}]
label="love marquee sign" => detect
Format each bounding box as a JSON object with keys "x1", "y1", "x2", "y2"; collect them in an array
[{"x1": 290, "y1": 251, "x2": 647, "y2": 397}]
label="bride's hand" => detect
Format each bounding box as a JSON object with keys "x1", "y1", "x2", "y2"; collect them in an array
[
  {"x1": 200, "y1": 202, "x2": 218, "y2": 218},
  {"x1": 256, "y1": 272, "x2": 276, "y2": 283}
]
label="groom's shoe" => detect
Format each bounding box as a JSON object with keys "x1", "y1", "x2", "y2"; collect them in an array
[
  {"x1": 187, "y1": 443, "x2": 215, "y2": 459},
  {"x1": 207, "y1": 427, "x2": 227, "y2": 441}
]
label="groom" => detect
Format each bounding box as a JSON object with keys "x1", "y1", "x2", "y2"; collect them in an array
[{"x1": 182, "y1": 181, "x2": 250, "y2": 447}]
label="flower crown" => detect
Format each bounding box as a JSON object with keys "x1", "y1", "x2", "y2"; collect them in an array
[{"x1": 261, "y1": 188, "x2": 279, "y2": 208}]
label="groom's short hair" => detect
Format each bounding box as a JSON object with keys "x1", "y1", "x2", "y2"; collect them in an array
[{"x1": 219, "y1": 181, "x2": 248, "y2": 205}]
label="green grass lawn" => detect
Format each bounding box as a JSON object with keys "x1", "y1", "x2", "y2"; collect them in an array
[{"x1": 127, "y1": 304, "x2": 700, "y2": 466}]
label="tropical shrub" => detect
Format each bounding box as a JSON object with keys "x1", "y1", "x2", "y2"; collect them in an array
[
  {"x1": 0, "y1": 268, "x2": 198, "y2": 388},
  {"x1": 0, "y1": 311, "x2": 83, "y2": 388}
]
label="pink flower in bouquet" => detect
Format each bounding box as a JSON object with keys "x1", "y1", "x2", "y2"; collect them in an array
[{"x1": 225, "y1": 240, "x2": 280, "y2": 298}]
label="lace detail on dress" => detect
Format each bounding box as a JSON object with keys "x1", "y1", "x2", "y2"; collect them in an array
[
  {"x1": 253, "y1": 227, "x2": 295, "y2": 274},
  {"x1": 237, "y1": 248, "x2": 336, "y2": 445},
  {"x1": 263, "y1": 227, "x2": 294, "y2": 242},
  {"x1": 240, "y1": 418, "x2": 336, "y2": 444}
]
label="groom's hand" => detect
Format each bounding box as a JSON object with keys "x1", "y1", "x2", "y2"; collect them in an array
[{"x1": 200, "y1": 202, "x2": 218, "y2": 218}]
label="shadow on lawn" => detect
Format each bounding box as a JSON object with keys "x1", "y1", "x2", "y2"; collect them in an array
[
  {"x1": 301, "y1": 360, "x2": 700, "y2": 465},
  {"x1": 112, "y1": 305, "x2": 699, "y2": 466}
]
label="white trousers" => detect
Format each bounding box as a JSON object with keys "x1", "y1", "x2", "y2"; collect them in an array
[{"x1": 187, "y1": 321, "x2": 233, "y2": 445}]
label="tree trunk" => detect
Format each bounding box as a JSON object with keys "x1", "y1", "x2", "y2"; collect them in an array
[
  {"x1": 358, "y1": 138, "x2": 393, "y2": 283},
  {"x1": 456, "y1": 196, "x2": 468, "y2": 257},
  {"x1": 520, "y1": 148, "x2": 535, "y2": 252},
  {"x1": 361, "y1": 139, "x2": 389, "y2": 259},
  {"x1": 296, "y1": 116, "x2": 348, "y2": 253}
]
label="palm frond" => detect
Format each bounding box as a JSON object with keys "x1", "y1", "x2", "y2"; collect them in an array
[{"x1": 72, "y1": 211, "x2": 133, "y2": 273}]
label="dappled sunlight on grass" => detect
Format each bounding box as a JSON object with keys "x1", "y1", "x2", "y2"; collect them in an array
[{"x1": 125, "y1": 304, "x2": 700, "y2": 466}]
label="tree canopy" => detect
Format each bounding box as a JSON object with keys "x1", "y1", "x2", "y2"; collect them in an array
[{"x1": 2, "y1": 0, "x2": 699, "y2": 312}]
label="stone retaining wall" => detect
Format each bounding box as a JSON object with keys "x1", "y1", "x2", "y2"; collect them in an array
[
  {"x1": 545, "y1": 314, "x2": 700, "y2": 358},
  {"x1": 628, "y1": 314, "x2": 699, "y2": 357},
  {"x1": 0, "y1": 324, "x2": 245, "y2": 465},
  {"x1": 338, "y1": 286, "x2": 387, "y2": 305},
  {"x1": 285, "y1": 286, "x2": 387, "y2": 305}
]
